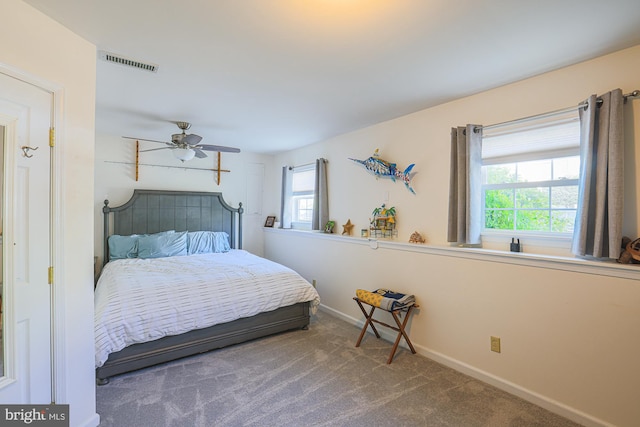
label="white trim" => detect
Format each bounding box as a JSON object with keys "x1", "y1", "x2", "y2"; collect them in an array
[
  {"x1": 481, "y1": 229, "x2": 573, "y2": 257},
  {"x1": 265, "y1": 228, "x2": 640, "y2": 280},
  {"x1": 0, "y1": 64, "x2": 67, "y2": 404},
  {"x1": 76, "y1": 414, "x2": 101, "y2": 427},
  {"x1": 0, "y1": 112, "x2": 18, "y2": 388},
  {"x1": 483, "y1": 178, "x2": 579, "y2": 190},
  {"x1": 418, "y1": 347, "x2": 613, "y2": 427},
  {"x1": 51, "y1": 87, "x2": 67, "y2": 404},
  {"x1": 0, "y1": 64, "x2": 59, "y2": 97},
  {"x1": 318, "y1": 303, "x2": 613, "y2": 427}
]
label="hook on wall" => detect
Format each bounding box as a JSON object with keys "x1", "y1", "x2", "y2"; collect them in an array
[{"x1": 21, "y1": 146, "x2": 39, "y2": 158}]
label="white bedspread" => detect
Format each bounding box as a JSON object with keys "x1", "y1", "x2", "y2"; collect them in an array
[{"x1": 94, "y1": 250, "x2": 320, "y2": 367}]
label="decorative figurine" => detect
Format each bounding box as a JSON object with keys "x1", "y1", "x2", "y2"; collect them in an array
[
  {"x1": 618, "y1": 236, "x2": 640, "y2": 264},
  {"x1": 369, "y1": 204, "x2": 398, "y2": 238},
  {"x1": 409, "y1": 231, "x2": 426, "y2": 244},
  {"x1": 349, "y1": 149, "x2": 416, "y2": 194},
  {"x1": 342, "y1": 219, "x2": 354, "y2": 236},
  {"x1": 324, "y1": 220, "x2": 335, "y2": 233}
]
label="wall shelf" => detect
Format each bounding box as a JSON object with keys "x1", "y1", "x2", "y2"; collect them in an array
[{"x1": 264, "y1": 228, "x2": 640, "y2": 281}]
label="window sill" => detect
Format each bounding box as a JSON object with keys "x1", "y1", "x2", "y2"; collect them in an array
[
  {"x1": 481, "y1": 230, "x2": 572, "y2": 257},
  {"x1": 264, "y1": 227, "x2": 640, "y2": 280}
]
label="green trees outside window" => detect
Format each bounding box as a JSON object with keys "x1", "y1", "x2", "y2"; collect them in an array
[{"x1": 483, "y1": 157, "x2": 579, "y2": 234}]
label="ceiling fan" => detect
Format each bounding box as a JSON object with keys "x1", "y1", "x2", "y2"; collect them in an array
[{"x1": 123, "y1": 121, "x2": 240, "y2": 162}]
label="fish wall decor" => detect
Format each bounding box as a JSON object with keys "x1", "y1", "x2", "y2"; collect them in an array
[{"x1": 349, "y1": 149, "x2": 416, "y2": 194}]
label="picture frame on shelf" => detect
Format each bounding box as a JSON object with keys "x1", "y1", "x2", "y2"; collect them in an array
[{"x1": 264, "y1": 216, "x2": 276, "y2": 227}]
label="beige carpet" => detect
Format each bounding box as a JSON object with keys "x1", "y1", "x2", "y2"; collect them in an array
[{"x1": 96, "y1": 310, "x2": 581, "y2": 426}]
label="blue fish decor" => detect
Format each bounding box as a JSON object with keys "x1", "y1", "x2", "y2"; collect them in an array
[{"x1": 349, "y1": 149, "x2": 416, "y2": 194}]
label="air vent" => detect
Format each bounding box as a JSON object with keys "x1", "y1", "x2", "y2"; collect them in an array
[{"x1": 98, "y1": 51, "x2": 159, "y2": 73}]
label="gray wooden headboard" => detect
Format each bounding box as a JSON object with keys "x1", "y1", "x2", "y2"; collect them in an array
[{"x1": 103, "y1": 189, "x2": 243, "y2": 264}]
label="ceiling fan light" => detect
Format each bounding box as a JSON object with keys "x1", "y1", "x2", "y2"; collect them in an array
[{"x1": 173, "y1": 148, "x2": 196, "y2": 162}]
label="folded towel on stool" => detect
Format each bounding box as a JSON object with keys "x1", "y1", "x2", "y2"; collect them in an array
[{"x1": 356, "y1": 288, "x2": 415, "y2": 311}]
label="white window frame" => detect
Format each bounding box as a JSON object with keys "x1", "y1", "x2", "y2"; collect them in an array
[
  {"x1": 290, "y1": 163, "x2": 315, "y2": 230},
  {"x1": 480, "y1": 112, "x2": 581, "y2": 246}
]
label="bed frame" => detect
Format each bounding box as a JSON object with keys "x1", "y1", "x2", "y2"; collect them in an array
[{"x1": 97, "y1": 189, "x2": 310, "y2": 384}]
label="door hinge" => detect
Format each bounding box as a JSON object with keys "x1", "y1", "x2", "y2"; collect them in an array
[
  {"x1": 49, "y1": 127, "x2": 55, "y2": 147},
  {"x1": 48, "y1": 266, "x2": 54, "y2": 285}
]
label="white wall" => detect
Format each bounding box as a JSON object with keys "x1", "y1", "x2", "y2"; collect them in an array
[
  {"x1": 1, "y1": 1, "x2": 98, "y2": 426},
  {"x1": 265, "y1": 45, "x2": 640, "y2": 427},
  {"x1": 94, "y1": 133, "x2": 276, "y2": 261}
]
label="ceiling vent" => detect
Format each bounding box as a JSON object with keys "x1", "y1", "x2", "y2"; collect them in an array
[{"x1": 98, "y1": 51, "x2": 159, "y2": 73}]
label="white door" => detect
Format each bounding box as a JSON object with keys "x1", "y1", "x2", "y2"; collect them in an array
[{"x1": 0, "y1": 72, "x2": 52, "y2": 403}]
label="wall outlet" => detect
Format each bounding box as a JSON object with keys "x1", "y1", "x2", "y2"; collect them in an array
[
  {"x1": 312, "y1": 279, "x2": 316, "y2": 288},
  {"x1": 491, "y1": 336, "x2": 501, "y2": 353}
]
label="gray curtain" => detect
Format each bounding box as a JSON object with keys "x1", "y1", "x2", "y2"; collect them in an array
[
  {"x1": 448, "y1": 125, "x2": 482, "y2": 245},
  {"x1": 312, "y1": 158, "x2": 329, "y2": 231},
  {"x1": 280, "y1": 166, "x2": 293, "y2": 229},
  {"x1": 572, "y1": 89, "x2": 624, "y2": 259}
]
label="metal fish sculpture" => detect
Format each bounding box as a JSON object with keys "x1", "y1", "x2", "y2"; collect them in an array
[{"x1": 349, "y1": 149, "x2": 416, "y2": 194}]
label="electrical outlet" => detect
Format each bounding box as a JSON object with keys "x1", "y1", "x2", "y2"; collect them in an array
[
  {"x1": 491, "y1": 336, "x2": 501, "y2": 353},
  {"x1": 312, "y1": 279, "x2": 316, "y2": 288}
]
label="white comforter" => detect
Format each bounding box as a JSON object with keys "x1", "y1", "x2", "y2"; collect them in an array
[{"x1": 94, "y1": 250, "x2": 320, "y2": 367}]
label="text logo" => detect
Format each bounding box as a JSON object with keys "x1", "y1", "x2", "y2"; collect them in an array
[{"x1": 0, "y1": 405, "x2": 69, "y2": 426}]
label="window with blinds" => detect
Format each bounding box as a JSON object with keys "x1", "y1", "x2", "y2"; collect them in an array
[
  {"x1": 291, "y1": 164, "x2": 315, "y2": 229},
  {"x1": 481, "y1": 111, "x2": 580, "y2": 234}
]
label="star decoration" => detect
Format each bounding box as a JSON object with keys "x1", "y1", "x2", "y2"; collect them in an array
[{"x1": 342, "y1": 219, "x2": 354, "y2": 236}]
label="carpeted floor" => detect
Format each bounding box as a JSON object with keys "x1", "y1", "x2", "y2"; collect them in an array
[{"x1": 96, "y1": 310, "x2": 581, "y2": 427}]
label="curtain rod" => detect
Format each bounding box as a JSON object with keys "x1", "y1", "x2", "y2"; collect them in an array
[
  {"x1": 477, "y1": 89, "x2": 640, "y2": 133},
  {"x1": 288, "y1": 159, "x2": 327, "y2": 170},
  {"x1": 289, "y1": 163, "x2": 313, "y2": 170},
  {"x1": 580, "y1": 89, "x2": 640, "y2": 109}
]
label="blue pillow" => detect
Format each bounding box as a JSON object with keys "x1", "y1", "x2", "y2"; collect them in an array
[
  {"x1": 187, "y1": 231, "x2": 231, "y2": 254},
  {"x1": 108, "y1": 234, "x2": 139, "y2": 260},
  {"x1": 138, "y1": 231, "x2": 188, "y2": 259},
  {"x1": 107, "y1": 231, "x2": 176, "y2": 260},
  {"x1": 213, "y1": 231, "x2": 231, "y2": 252}
]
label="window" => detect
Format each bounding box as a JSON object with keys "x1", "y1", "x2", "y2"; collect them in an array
[
  {"x1": 481, "y1": 112, "x2": 580, "y2": 235},
  {"x1": 290, "y1": 164, "x2": 315, "y2": 229}
]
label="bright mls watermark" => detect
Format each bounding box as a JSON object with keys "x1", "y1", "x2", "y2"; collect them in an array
[{"x1": 0, "y1": 405, "x2": 69, "y2": 426}]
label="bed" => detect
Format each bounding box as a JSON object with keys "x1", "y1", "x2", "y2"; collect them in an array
[{"x1": 95, "y1": 189, "x2": 319, "y2": 384}]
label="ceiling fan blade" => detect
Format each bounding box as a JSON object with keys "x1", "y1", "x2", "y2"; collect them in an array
[
  {"x1": 198, "y1": 144, "x2": 241, "y2": 153},
  {"x1": 139, "y1": 147, "x2": 174, "y2": 153},
  {"x1": 123, "y1": 136, "x2": 173, "y2": 145},
  {"x1": 193, "y1": 148, "x2": 208, "y2": 159},
  {"x1": 183, "y1": 134, "x2": 203, "y2": 145}
]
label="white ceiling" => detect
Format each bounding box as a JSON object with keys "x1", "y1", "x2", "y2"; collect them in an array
[{"x1": 24, "y1": 0, "x2": 640, "y2": 154}]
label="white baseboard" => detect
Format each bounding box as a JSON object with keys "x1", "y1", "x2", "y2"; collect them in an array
[
  {"x1": 76, "y1": 413, "x2": 100, "y2": 427},
  {"x1": 317, "y1": 304, "x2": 611, "y2": 427}
]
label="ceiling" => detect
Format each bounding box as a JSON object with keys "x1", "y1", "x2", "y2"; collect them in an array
[{"x1": 24, "y1": 0, "x2": 640, "y2": 154}]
